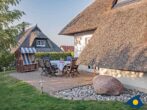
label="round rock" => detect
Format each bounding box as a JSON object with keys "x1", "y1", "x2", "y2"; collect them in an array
[{"x1": 93, "y1": 75, "x2": 124, "y2": 96}]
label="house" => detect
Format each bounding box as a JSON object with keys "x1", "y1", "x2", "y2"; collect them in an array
[
  {"x1": 59, "y1": 8, "x2": 96, "y2": 58},
  {"x1": 12, "y1": 25, "x2": 62, "y2": 53},
  {"x1": 60, "y1": 45, "x2": 74, "y2": 52},
  {"x1": 60, "y1": 0, "x2": 147, "y2": 73}
]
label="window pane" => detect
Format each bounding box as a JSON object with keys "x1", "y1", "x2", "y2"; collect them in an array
[
  {"x1": 114, "y1": 0, "x2": 136, "y2": 8},
  {"x1": 117, "y1": 0, "x2": 135, "y2": 3},
  {"x1": 36, "y1": 40, "x2": 46, "y2": 47},
  {"x1": 117, "y1": 0, "x2": 129, "y2": 3}
]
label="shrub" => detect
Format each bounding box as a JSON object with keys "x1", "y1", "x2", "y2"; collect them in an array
[
  {"x1": 35, "y1": 52, "x2": 73, "y2": 60},
  {"x1": 0, "y1": 52, "x2": 15, "y2": 72},
  {"x1": 70, "y1": 52, "x2": 74, "y2": 58}
]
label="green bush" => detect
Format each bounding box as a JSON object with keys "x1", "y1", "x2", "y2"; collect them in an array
[
  {"x1": 35, "y1": 52, "x2": 73, "y2": 60},
  {"x1": 0, "y1": 52, "x2": 15, "y2": 72},
  {"x1": 70, "y1": 52, "x2": 74, "y2": 57}
]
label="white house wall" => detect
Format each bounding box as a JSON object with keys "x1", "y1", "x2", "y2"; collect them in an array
[{"x1": 74, "y1": 31, "x2": 94, "y2": 57}]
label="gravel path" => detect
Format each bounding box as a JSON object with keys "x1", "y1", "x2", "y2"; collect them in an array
[{"x1": 54, "y1": 85, "x2": 147, "y2": 103}]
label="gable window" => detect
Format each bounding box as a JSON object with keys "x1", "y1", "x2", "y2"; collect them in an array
[
  {"x1": 117, "y1": 0, "x2": 135, "y2": 4},
  {"x1": 36, "y1": 40, "x2": 46, "y2": 47},
  {"x1": 113, "y1": 0, "x2": 137, "y2": 8}
]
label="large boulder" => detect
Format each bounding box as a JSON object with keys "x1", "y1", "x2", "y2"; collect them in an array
[{"x1": 93, "y1": 75, "x2": 124, "y2": 96}]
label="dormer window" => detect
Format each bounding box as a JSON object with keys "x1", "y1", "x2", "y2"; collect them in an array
[
  {"x1": 117, "y1": 0, "x2": 130, "y2": 3},
  {"x1": 36, "y1": 40, "x2": 46, "y2": 47},
  {"x1": 113, "y1": 0, "x2": 138, "y2": 8}
]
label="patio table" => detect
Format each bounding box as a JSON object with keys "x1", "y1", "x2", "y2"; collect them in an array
[{"x1": 50, "y1": 60, "x2": 71, "y2": 71}]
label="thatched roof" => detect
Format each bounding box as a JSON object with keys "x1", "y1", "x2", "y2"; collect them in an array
[
  {"x1": 60, "y1": 0, "x2": 147, "y2": 72},
  {"x1": 79, "y1": 0, "x2": 147, "y2": 72},
  {"x1": 11, "y1": 25, "x2": 62, "y2": 53},
  {"x1": 59, "y1": 0, "x2": 117, "y2": 35}
]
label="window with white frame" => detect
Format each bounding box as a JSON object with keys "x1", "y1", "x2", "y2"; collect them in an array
[
  {"x1": 36, "y1": 40, "x2": 46, "y2": 47},
  {"x1": 114, "y1": 0, "x2": 137, "y2": 7},
  {"x1": 117, "y1": 0, "x2": 133, "y2": 3}
]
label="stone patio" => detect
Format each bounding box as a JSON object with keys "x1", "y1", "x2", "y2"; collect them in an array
[
  {"x1": 10, "y1": 69, "x2": 93, "y2": 95},
  {"x1": 10, "y1": 67, "x2": 147, "y2": 97}
]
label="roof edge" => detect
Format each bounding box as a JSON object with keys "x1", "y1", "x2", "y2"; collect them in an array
[
  {"x1": 59, "y1": 28, "x2": 97, "y2": 36},
  {"x1": 59, "y1": 0, "x2": 116, "y2": 35}
]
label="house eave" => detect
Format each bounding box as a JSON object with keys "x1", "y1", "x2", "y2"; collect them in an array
[{"x1": 59, "y1": 28, "x2": 97, "y2": 36}]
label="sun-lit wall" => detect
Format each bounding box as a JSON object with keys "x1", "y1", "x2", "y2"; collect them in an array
[
  {"x1": 74, "y1": 31, "x2": 94, "y2": 57},
  {"x1": 99, "y1": 68, "x2": 144, "y2": 78}
]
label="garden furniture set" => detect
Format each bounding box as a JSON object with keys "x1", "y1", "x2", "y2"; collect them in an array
[{"x1": 39, "y1": 57, "x2": 79, "y2": 77}]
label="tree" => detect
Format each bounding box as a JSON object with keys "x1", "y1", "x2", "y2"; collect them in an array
[
  {"x1": 16, "y1": 21, "x2": 31, "y2": 33},
  {"x1": 0, "y1": 0, "x2": 24, "y2": 52}
]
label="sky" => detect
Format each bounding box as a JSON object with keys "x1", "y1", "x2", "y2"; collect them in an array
[{"x1": 15, "y1": 0, "x2": 93, "y2": 46}]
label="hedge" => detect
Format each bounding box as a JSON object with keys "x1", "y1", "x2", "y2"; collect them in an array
[{"x1": 35, "y1": 52, "x2": 73, "y2": 60}]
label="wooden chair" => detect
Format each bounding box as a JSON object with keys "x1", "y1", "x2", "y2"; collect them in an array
[
  {"x1": 44, "y1": 60, "x2": 58, "y2": 76},
  {"x1": 62, "y1": 58, "x2": 79, "y2": 77},
  {"x1": 38, "y1": 59, "x2": 48, "y2": 76}
]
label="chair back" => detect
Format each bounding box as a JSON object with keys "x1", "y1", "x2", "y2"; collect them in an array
[
  {"x1": 70, "y1": 58, "x2": 77, "y2": 69},
  {"x1": 66, "y1": 56, "x2": 72, "y2": 61},
  {"x1": 44, "y1": 60, "x2": 54, "y2": 73},
  {"x1": 38, "y1": 59, "x2": 45, "y2": 68},
  {"x1": 44, "y1": 60, "x2": 52, "y2": 68},
  {"x1": 44, "y1": 60, "x2": 51, "y2": 68}
]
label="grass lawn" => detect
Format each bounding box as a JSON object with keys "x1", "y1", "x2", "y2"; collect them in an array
[{"x1": 0, "y1": 71, "x2": 146, "y2": 110}]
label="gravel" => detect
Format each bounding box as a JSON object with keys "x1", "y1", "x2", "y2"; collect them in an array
[{"x1": 54, "y1": 85, "x2": 147, "y2": 103}]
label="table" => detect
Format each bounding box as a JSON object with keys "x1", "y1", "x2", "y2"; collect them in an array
[{"x1": 50, "y1": 60, "x2": 71, "y2": 71}]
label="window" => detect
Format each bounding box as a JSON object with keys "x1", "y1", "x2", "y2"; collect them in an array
[
  {"x1": 75, "y1": 37, "x2": 81, "y2": 45},
  {"x1": 117, "y1": 0, "x2": 133, "y2": 4},
  {"x1": 85, "y1": 37, "x2": 91, "y2": 45},
  {"x1": 36, "y1": 40, "x2": 46, "y2": 47},
  {"x1": 114, "y1": 0, "x2": 137, "y2": 8}
]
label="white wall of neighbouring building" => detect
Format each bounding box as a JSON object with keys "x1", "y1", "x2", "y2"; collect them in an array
[{"x1": 74, "y1": 31, "x2": 94, "y2": 58}]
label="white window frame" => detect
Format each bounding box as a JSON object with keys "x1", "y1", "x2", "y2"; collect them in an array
[
  {"x1": 36, "y1": 40, "x2": 46, "y2": 47},
  {"x1": 117, "y1": 0, "x2": 130, "y2": 3},
  {"x1": 114, "y1": 0, "x2": 136, "y2": 7}
]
